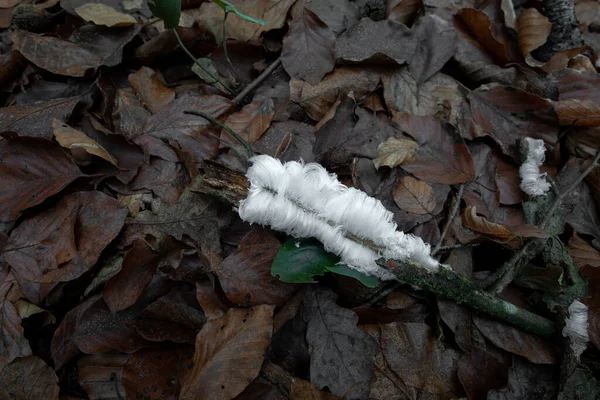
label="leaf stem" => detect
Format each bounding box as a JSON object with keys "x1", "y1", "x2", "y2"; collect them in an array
[
  {"x1": 221, "y1": 11, "x2": 241, "y2": 83},
  {"x1": 183, "y1": 110, "x2": 253, "y2": 154}
]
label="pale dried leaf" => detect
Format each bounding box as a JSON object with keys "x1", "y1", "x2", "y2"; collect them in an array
[
  {"x1": 393, "y1": 176, "x2": 436, "y2": 215},
  {"x1": 518, "y1": 8, "x2": 551, "y2": 57},
  {"x1": 75, "y1": 3, "x2": 137, "y2": 27},
  {"x1": 52, "y1": 120, "x2": 118, "y2": 166},
  {"x1": 373, "y1": 137, "x2": 418, "y2": 169},
  {"x1": 462, "y1": 205, "x2": 516, "y2": 242}
]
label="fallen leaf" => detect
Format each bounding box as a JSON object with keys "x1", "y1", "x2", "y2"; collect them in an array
[
  {"x1": 252, "y1": 120, "x2": 315, "y2": 163},
  {"x1": 395, "y1": 114, "x2": 475, "y2": 184},
  {"x1": 0, "y1": 299, "x2": 32, "y2": 370},
  {"x1": 462, "y1": 205, "x2": 515, "y2": 242},
  {"x1": 335, "y1": 18, "x2": 416, "y2": 65},
  {"x1": 555, "y1": 98, "x2": 600, "y2": 127},
  {"x1": 373, "y1": 137, "x2": 418, "y2": 169},
  {"x1": 0, "y1": 137, "x2": 82, "y2": 222},
  {"x1": 52, "y1": 119, "x2": 118, "y2": 165},
  {"x1": 304, "y1": 0, "x2": 359, "y2": 36},
  {"x1": 569, "y1": 233, "x2": 600, "y2": 268},
  {"x1": 281, "y1": 8, "x2": 335, "y2": 85},
  {"x1": 0, "y1": 356, "x2": 59, "y2": 400},
  {"x1": 128, "y1": 66, "x2": 175, "y2": 114},
  {"x1": 409, "y1": 14, "x2": 457, "y2": 84},
  {"x1": 381, "y1": 321, "x2": 462, "y2": 398},
  {"x1": 113, "y1": 88, "x2": 151, "y2": 139},
  {"x1": 289, "y1": 66, "x2": 381, "y2": 121},
  {"x1": 180, "y1": 305, "x2": 274, "y2": 400},
  {"x1": 5, "y1": 191, "x2": 128, "y2": 283},
  {"x1": 122, "y1": 347, "x2": 194, "y2": 400},
  {"x1": 0, "y1": 96, "x2": 79, "y2": 138},
  {"x1": 393, "y1": 175, "x2": 437, "y2": 214},
  {"x1": 290, "y1": 378, "x2": 341, "y2": 399},
  {"x1": 517, "y1": 8, "x2": 551, "y2": 58},
  {"x1": 580, "y1": 264, "x2": 600, "y2": 349},
  {"x1": 12, "y1": 29, "x2": 102, "y2": 77},
  {"x1": 69, "y1": 23, "x2": 141, "y2": 68},
  {"x1": 462, "y1": 141, "x2": 499, "y2": 218},
  {"x1": 303, "y1": 287, "x2": 378, "y2": 399},
  {"x1": 487, "y1": 356, "x2": 558, "y2": 399},
  {"x1": 195, "y1": 281, "x2": 228, "y2": 320},
  {"x1": 495, "y1": 154, "x2": 523, "y2": 205},
  {"x1": 129, "y1": 158, "x2": 189, "y2": 204},
  {"x1": 456, "y1": 8, "x2": 509, "y2": 64},
  {"x1": 78, "y1": 353, "x2": 128, "y2": 400},
  {"x1": 75, "y1": 3, "x2": 137, "y2": 27},
  {"x1": 222, "y1": 98, "x2": 275, "y2": 145},
  {"x1": 457, "y1": 348, "x2": 509, "y2": 399},
  {"x1": 217, "y1": 228, "x2": 297, "y2": 307},
  {"x1": 387, "y1": 0, "x2": 422, "y2": 24}
]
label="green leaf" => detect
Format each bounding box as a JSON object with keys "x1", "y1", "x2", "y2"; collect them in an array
[
  {"x1": 147, "y1": 0, "x2": 181, "y2": 29},
  {"x1": 272, "y1": 238, "x2": 337, "y2": 283},
  {"x1": 325, "y1": 264, "x2": 379, "y2": 288},
  {"x1": 211, "y1": 0, "x2": 267, "y2": 25},
  {"x1": 271, "y1": 238, "x2": 380, "y2": 287}
]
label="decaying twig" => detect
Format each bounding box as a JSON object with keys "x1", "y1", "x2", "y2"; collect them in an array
[{"x1": 432, "y1": 183, "x2": 465, "y2": 256}]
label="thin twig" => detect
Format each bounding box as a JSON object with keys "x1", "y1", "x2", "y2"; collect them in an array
[
  {"x1": 172, "y1": 28, "x2": 235, "y2": 95},
  {"x1": 232, "y1": 57, "x2": 282, "y2": 105},
  {"x1": 433, "y1": 184, "x2": 465, "y2": 256},
  {"x1": 221, "y1": 12, "x2": 241, "y2": 83},
  {"x1": 183, "y1": 110, "x2": 253, "y2": 154}
]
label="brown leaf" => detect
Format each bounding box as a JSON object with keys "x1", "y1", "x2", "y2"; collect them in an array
[
  {"x1": 373, "y1": 137, "x2": 418, "y2": 169},
  {"x1": 456, "y1": 8, "x2": 509, "y2": 64},
  {"x1": 387, "y1": 0, "x2": 422, "y2": 24},
  {"x1": 290, "y1": 378, "x2": 341, "y2": 400},
  {"x1": 52, "y1": 119, "x2": 118, "y2": 165},
  {"x1": 409, "y1": 14, "x2": 457, "y2": 84},
  {"x1": 103, "y1": 240, "x2": 160, "y2": 313},
  {"x1": 555, "y1": 98, "x2": 600, "y2": 127},
  {"x1": 381, "y1": 322, "x2": 462, "y2": 397},
  {"x1": 281, "y1": 8, "x2": 335, "y2": 85},
  {"x1": 0, "y1": 50, "x2": 28, "y2": 90},
  {"x1": 142, "y1": 94, "x2": 232, "y2": 164},
  {"x1": 517, "y1": 8, "x2": 551, "y2": 58},
  {"x1": 13, "y1": 30, "x2": 102, "y2": 77},
  {"x1": 50, "y1": 294, "x2": 99, "y2": 370},
  {"x1": 113, "y1": 88, "x2": 151, "y2": 139},
  {"x1": 335, "y1": 18, "x2": 416, "y2": 65},
  {"x1": 469, "y1": 86, "x2": 558, "y2": 159},
  {"x1": 75, "y1": 3, "x2": 137, "y2": 27},
  {"x1": 495, "y1": 154, "x2": 523, "y2": 205},
  {"x1": 580, "y1": 265, "x2": 600, "y2": 349},
  {"x1": 576, "y1": 1, "x2": 600, "y2": 29},
  {"x1": 69, "y1": 24, "x2": 141, "y2": 68},
  {"x1": 5, "y1": 191, "x2": 128, "y2": 283},
  {"x1": 128, "y1": 67, "x2": 175, "y2": 114},
  {"x1": 303, "y1": 0, "x2": 359, "y2": 36},
  {"x1": 78, "y1": 353, "x2": 128, "y2": 399},
  {"x1": 196, "y1": 281, "x2": 228, "y2": 321},
  {"x1": 569, "y1": 233, "x2": 600, "y2": 268},
  {"x1": 0, "y1": 137, "x2": 82, "y2": 222},
  {"x1": 457, "y1": 349, "x2": 509, "y2": 399},
  {"x1": 395, "y1": 114, "x2": 475, "y2": 184},
  {"x1": 393, "y1": 175, "x2": 437, "y2": 214},
  {"x1": 289, "y1": 66, "x2": 381, "y2": 121},
  {"x1": 222, "y1": 98, "x2": 275, "y2": 146},
  {"x1": 0, "y1": 299, "x2": 32, "y2": 370},
  {"x1": 129, "y1": 158, "x2": 190, "y2": 204},
  {"x1": 180, "y1": 305, "x2": 274, "y2": 400},
  {"x1": 462, "y1": 205, "x2": 515, "y2": 242},
  {"x1": 123, "y1": 347, "x2": 194, "y2": 400},
  {"x1": 0, "y1": 96, "x2": 79, "y2": 138},
  {"x1": 217, "y1": 228, "x2": 297, "y2": 308},
  {"x1": 0, "y1": 356, "x2": 59, "y2": 400}
]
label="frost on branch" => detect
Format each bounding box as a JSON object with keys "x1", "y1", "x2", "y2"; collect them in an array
[
  {"x1": 519, "y1": 137, "x2": 551, "y2": 197},
  {"x1": 562, "y1": 300, "x2": 589, "y2": 359},
  {"x1": 238, "y1": 155, "x2": 440, "y2": 280}
]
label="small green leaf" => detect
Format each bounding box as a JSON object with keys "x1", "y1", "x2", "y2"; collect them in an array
[
  {"x1": 272, "y1": 238, "x2": 337, "y2": 283},
  {"x1": 147, "y1": 0, "x2": 181, "y2": 29},
  {"x1": 211, "y1": 0, "x2": 267, "y2": 25},
  {"x1": 325, "y1": 264, "x2": 379, "y2": 288}
]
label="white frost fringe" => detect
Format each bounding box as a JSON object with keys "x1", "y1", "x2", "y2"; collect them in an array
[
  {"x1": 562, "y1": 300, "x2": 589, "y2": 359},
  {"x1": 238, "y1": 155, "x2": 440, "y2": 280},
  {"x1": 519, "y1": 138, "x2": 551, "y2": 196}
]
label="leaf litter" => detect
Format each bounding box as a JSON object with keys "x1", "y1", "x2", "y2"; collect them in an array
[{"x1": 1, "y1": 0, "x2": 600, "y2": 399}]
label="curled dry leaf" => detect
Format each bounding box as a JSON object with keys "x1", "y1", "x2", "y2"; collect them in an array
[
  {"x1": 387, "y1": 0, "x2": 423, "y2": 24},
  {"x1": 128, "y1": 67, "x2": 175, "y2": 114},
  {"x1": 52, "y1": 119, "x2": 119, "y2": 166},
  {"x1": 517, "y1": 8, "x2": 551, "y2": 58},
  {"x1": 554, "y1": 98, "x2": 600, "y2": 127},
  {"x1": 393, "y1": 175, "x2": 436, "y2": 215},
  {"x1": 568, "y1": 233, "x2": 600, "y2": 268},
  {"x1": 222, "y1": 98, "x2": 275, "y2": 146},
  {"x1": 373, "y1": 137, "x2": 418, "y2": 169},
  {"x1": 456, "y1": 8, "x2": 509, "y2": 65},
  {"x1": 75, "y1": 3, "x2": 137, "y2": 27},
  {"x1": 281, "y1": 8, "x2": 335, "y2": 85},
  {"x1": 1, "y1": 299, "x2": 32, "y2": 370},
  {"x1": 180, "y1": 305, "x2": 274, "y2": 400},
  {"x1": 462, "y1": 205, "x2": 515, "y2": 242}
]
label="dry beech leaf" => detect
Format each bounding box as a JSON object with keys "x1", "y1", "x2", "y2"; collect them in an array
[
  {"x1": 456, "y1": 8, "x2": 509, "y2": 65},
  {"x1": 0, "y1": 299, "x2": 32, "y2": 370},
  {"x1": 387, "y1": 0, "x2": 422, "y2": 24},
  {"x1": 222, "y1": 98, "x2": 275, "y2": 145},
  {"x1": 180, "y1": 305, "x2": 274, "y2": 400},
  {"x1": 75, "y1": 3, "x2": 137, "y2": 27},
  {"x1": 517, "y1": 8, "x2": 551, "y2": 58},
  {"x1": 52, "y1": 119, "x2": 119, "y2": 166},
  {"x1": 0, "y1": 356, "x2": 60, "y2": 400},
  {"x1": 373, "y1": 137, "x2": 418, "y2": 169},
  {"x1": 128, "y1": 66, "x2": 175, "y2": 114},
  {"x1": 281, "y1": 8, "x2": 335, "y2": 85},
  {"x1": 568, "y1": 233, "x2": 600, "y2": 268},
  {"x1": 462, "y1": 205, "x2": 515, "y2": 242},
  {"x1": 393, "y1": 176, "x2": 436, "y2": 215},
  {"x1": 554, "y1": 98, "x2": 600, "y2": 127},
  {"x1": 77, "y1": 353, "x2": 128, "y2": 400}
]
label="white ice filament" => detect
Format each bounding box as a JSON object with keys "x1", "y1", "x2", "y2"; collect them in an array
[
  {"x1": 238, "y1": 155, "x2": 440, "y2": 280},
  {"x1": 562, "y1": 300, "x2": 589, "y2": 359},
  {"x1": 519, "y1": 138, "x2": 551, "y2": 196}
]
